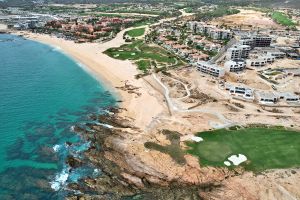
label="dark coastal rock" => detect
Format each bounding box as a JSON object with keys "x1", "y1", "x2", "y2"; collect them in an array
[
  {"x1": 68, "y1": 183, "x2": 81, "y2": 191},
  {"x1": 72, "y1": 125, "x2": 86, "y2": 133},
  {"x1": 33, "y1": 146, "x2": 58, "y2": 162},
  {"x1": 66, "y1": 155, "x2": 84, "y2": 168},
  {"x1": 98, "y1": 115, "x2": 132, "y2": 129},
  {"x1": 88, "y1": 114, "x2": 98, "y2": 121},
  {"x1": 66, "y1": 141, "x2": 73, "y2": 146}
]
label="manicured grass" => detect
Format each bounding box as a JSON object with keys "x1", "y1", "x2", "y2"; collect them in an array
[
  {"x1": 271, "y1": 11, "x2": 296, "y2": 26},
  {"x1": 136, "y1": 60, "x2": 151, "y2": 73},
  {"x1": 126, "y1": 28, "x2": 145, "y2": 38},
  {"x1": 104, "y1": 40, "x2": 183, "y2": 72},
  {"x1": 186, "y1": 127, "x2": 300, "y2": 172}
]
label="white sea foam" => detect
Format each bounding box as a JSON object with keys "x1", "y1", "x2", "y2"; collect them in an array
[
  {"x1": 53, "y1": 144, "x2": 61, "y2": 152},
  {"x1": 50, "y1": 167, "x2": 70, "y2": 191},
  {"x1": 104, "y1": 109, "x2": 114, "y2": 115},
  {"x1": 70, "y1": 125, "x2": 75, "y2": 132},
  {"x1": 101, "y1": 123, "x2": 114, "y2": 129},
  {"x1": 52, "y1": 46, "x2": 62, "y2": 52},
  {"x1": 95, "y1": 122, "x2": 114, "y2": 129}
]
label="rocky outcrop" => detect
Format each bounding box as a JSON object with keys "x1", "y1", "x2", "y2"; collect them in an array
[
  {"x1": 66, "y1": 155, "x2": 83, "y2": 168},
  {"x1": 66, "y1": 107, "x2": 233, "y2": 199}
]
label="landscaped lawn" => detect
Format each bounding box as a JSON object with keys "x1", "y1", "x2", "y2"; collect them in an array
[
  {"x1": 126, "y1": 28, "x2": 146, "y2": 37},
  {"x1": 271, "y1": 11, "x2": 296, "y2": 26},
  {"x1": 186, "y1": 126, "x2": 300, "y2": 171}
]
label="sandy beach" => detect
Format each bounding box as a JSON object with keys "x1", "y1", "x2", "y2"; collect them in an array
[{"x1": 18, "y1": 29, "x2": 164, "y2": 130}]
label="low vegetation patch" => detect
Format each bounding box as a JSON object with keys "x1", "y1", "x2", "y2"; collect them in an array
[
  {"x1": 126, "y1": 28, "x2": 145, "y2": 38},
  {"x1": 271, "y1": 11, "x2": 296, "y2": 27},
  {"x1": 195, "y1": 6, "x2": 240, "y2": 21},
  {"x1": 144, "y1": 130, "x2": 186, "y2": 165},
  {"x1": 186, "y1": 127, "x2": 300, "y2": 172}
]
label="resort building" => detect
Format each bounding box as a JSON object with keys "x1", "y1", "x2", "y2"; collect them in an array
[
  {"x1": 224, "y1": 60, "x2": 246, "y2": 72},
  {"x1": 256, "y1": 91, "x2": 278, "y2": 104},
  {"x1": 229, "y1": 85, "x2": 254, "y2": 100},
  {"x1": 253, "y1": 35, "x2": 272, "y2": 47},
  {"x1": 266, "y1": 51, "x2": 286, "y2": 59},
  {"x1": 196, "y1": 61, "x2": 225, "y2": 78},
  {"x1": 246, "y1": 58, "x2": 267, "y2": 67},
  {"x1": 260, "y1": 55, "x2": 276, "y2": 63},
  {"x1": 226, "y1": 45, "x2": 251, "y2": 60},
  {"x1": 239, "y1": 38, "x2": 254, "y2": 47},
  {"x1": 238, "y1": 35, "x2": 272, "y2": 48},
  {"x1": 187, "y1": 21, "x2": 232, "y2": 40},
  {"x1": 278, "y1": 93, "x2": 300, "y2": 103}
]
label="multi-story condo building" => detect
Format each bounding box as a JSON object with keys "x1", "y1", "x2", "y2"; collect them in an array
[
  {"x1": 256, "y1": 91, "x2": 278, "y2": 104},
  {"x1": 266, "y1": 51, "x2": 286, "y2": 59},
  {"x1": 188, "y1": 21, "x2": 232, "y2": 40},
  {"x1": 224, "y1": 60, "x2": 246, "y2": 72},
  {"x1": 196, "y1": 61, "x2": 225, "y2": 78},
  {"x1": 246, "y1": 58, "x2": 267, "y2": 67},
  {"x1": 229, "y1": 86, "x2": 254, "y2": 100},
  {"x1": 253, "y1": 35, "x2": 272, "y2": 47},
  {"x1": 238, "y1": 35, "x2": 272, "y2": 48},
  {"x1": 226, "y1": 45, "x2": 251, "y2": 60}
]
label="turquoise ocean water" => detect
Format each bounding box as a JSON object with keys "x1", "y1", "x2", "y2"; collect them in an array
[{"x1": 0, "y1": 34, "x2": 116, "y2": 199}]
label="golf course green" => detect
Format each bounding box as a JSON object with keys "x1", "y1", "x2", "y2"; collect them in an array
[{"x1": 187, "y1": 126, "x2": 300, "y2": 172}]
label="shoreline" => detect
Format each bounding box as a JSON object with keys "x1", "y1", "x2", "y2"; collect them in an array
[{"x1": 14, "y1": 30, "x2": 165, "y2": 130}]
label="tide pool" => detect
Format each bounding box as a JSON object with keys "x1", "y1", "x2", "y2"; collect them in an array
[{"x1": 0, "y1": 34, "x2": 115, "y2": 199}]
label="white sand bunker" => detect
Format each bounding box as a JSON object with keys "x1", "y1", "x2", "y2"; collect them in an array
[
  {"x1": 131, "y1": 53, "x2": 136, "y2": 56},
  {"x1": 114, "y1": 54, "x2": 119, "y2": 57},
  {"x1": 228, "y1": 154, "x2": 247, "y2": 166},
  {"x1": 191, "y1": 136, "x2": 203, "y2": 142},
  {"x1": 118, "y1": 50, "x2": 124, "y2": 52},
  {"x1": 224, "y1": 161, "x2": 231, "y2": 166}
]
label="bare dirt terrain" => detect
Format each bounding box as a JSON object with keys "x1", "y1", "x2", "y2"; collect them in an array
[{"x1": 211, "y1": 9, "x2": 282, "y2": 29}]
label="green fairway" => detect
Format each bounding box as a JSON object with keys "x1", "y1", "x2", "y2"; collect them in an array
[
  {"x1": 186, "y1": 126, "x2": 300, "y2": 172},
  {"x1": 126, "y1": 28, "x2": 146, "y2": 37},
  {"x1": 104, "y1": 40, "x2": 183, "y2": 72},
  {"x1": 271, "y1": 11, "x2": 296, "y2": 26}
]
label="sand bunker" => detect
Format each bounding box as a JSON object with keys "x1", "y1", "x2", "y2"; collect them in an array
[
  {"x1": 191, "y1": 136, "x2": 204, "y2": 142},
  {"x1": 224, "y1": 161, "x2": 231, "y2": 166},
  {"x1": 228, "y1": 154, "x2": 247, "y2": 166}
]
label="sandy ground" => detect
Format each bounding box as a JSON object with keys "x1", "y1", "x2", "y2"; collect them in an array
[{"x1": 211, "y1": 9, "x2": 282, "y2": 29}]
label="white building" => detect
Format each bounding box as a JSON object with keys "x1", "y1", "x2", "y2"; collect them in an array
[
  {"x1": 238, "y1": 35, "x2": 272, "y2": 48},
  {"x1": 278, "y1": 93, "x2": 300, "y2": 104},
  {"x1": 262, "y1": 55, "x2": 275, "y2": 63},
  {"x1": 224, "y1": 60, "x2": 246, "y2": 72},
  {"x1": 266, "y1": 51, "x2": 286, "y2": 59},
  {"x1": 229, "y1": 85, "x2": 254, "y2": 100},
  {"x1": 246, "y1": 58, "x2": 267, "y2": 67},
  {"x1": 196, "y1": 61, "x2": 225, "y2": 78},
  {"x1": 256, "y1": 91, "x2": 278, "y2": 104},
  {"x1": 226, "y1": 45, "x2": 251, "y2": 60}
]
